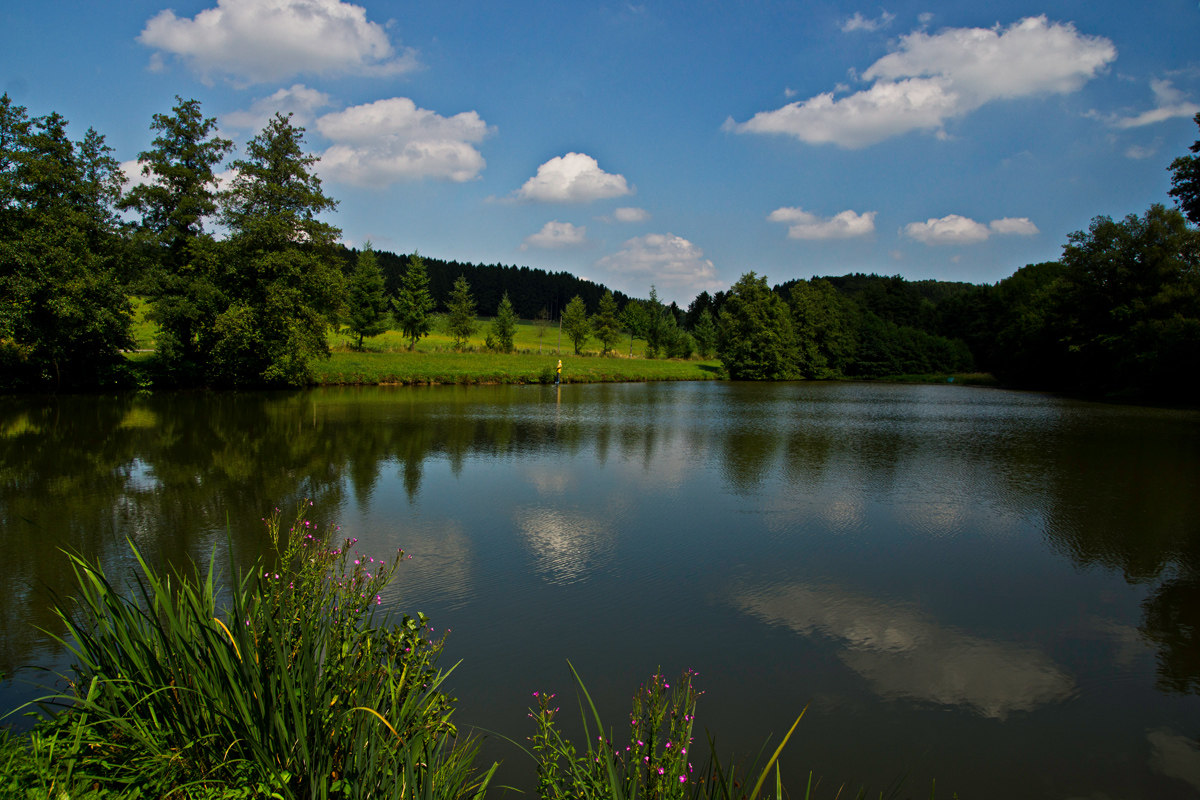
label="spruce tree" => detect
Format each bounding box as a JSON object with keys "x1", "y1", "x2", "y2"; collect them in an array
[
  {"x1": 346, "y1": 242, "x2": 389, "y2": 350},
  {"x1": 487, "y1": 291, "x2": 517, "y2": 352},
  {"x1": 393, "y1": 252, "x2": 435, "y2": 350},
  {"x1": 591, "y1": 290, "x2": 621, "y2": 356},
  {"x1": 693, "y1": 308, "x2": 717, "y2": 358},
  {"x1": 445, "y1": 276, "x2": 477, "y2": 350}
]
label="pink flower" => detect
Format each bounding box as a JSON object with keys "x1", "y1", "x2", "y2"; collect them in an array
[
  {"x1": 679, "y1": 776, "x2": 687, "y2": 784},
  {"x1": 657, "y1": 768, "x2": 664, "y2": 775}
]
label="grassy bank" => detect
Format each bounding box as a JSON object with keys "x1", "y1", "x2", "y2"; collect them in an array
[{"x1": 313, "y1": 351, "x2": 722, "y2": 385}]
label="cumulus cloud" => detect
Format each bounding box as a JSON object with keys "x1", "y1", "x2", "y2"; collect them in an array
[
  {"x1": 121, "y1": 161, "x2": 237, "y2": 193},
  {"x1": 727, "y1": 16, "x2": 1116, "y2": 148},
  {"x1": 613, "y1": 206, "x2": 651, "y2": 222},
  {"x1": 987, "y1": 216, "x2": 1039, "y2": 235},
  {"x1": 222, "y1": 84, "x2": 332, "y2": 131},
  {"x1": 1109, "y1": 79, "x2": 1200, "y2": 129},
  {"x1": 138, "y1": 0, "x2": 418, "y2": 84},
  {"x1": 514, "y1": 153, "x2": 633, "y2": 203},
  {"x1": 522, "y1": 221, "x2": 588, "y2": 250},
  {"x1": 315, "y1": 97, "x2": 491, "y2": 187},
  {"x1": 595, "y1": 233, "x2": 721, "y2": 300},
  {"x1": 768, "y1": 207, "x2": 876, "y2": 239},
  {"x1": 902, "y1": 214, "x2": 1038, "y2": 244},
  {"x1": 842, "y1": 10, "x2": 895, "y2": 32}
]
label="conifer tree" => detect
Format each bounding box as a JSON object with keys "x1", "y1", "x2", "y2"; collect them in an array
[
  {"x1": 445, "y1": 276, "x2": 477, "y2": 350},
  {"x1": 693, "y1": 308, "x2": 718, "y2": 358},
  {"x1": 591, "y1": 290, "x2": 621, "y2": 356},
  {"x1": 346, "y1": 242, "x2": 389, "y2": 350},
  {"x1": 393, "y1": 251, "x2": 435, "y2": 350},
  {"x1": 487, "y1": 291, "x2": 517, "y2": 352}
]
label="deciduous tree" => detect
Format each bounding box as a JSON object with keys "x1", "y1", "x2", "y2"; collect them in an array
[
  {"x1": 561, "y1": 294, "x2": 591, "y2": 355},
  {"x1": 716, "y1": 272, "x2": 798, "y2": 380}
]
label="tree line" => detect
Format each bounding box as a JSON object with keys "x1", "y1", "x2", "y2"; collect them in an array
[{"x1": 2, "y1": 91, "x2": 1197, "y2": 400}]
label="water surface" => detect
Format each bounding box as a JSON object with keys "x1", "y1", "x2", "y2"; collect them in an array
[{"x1": 2, "y1": 382, "x2": 1199, "y2": 798}]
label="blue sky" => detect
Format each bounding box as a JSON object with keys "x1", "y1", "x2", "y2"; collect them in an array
[{"x1": 2, "y1": 0, "x2": 1198, "y2": 305}]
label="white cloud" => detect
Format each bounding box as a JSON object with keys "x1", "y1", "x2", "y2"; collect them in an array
[
  {"x1": 595, "y1": 233, "x2": 721, "y2": 300},
  {"x1": 988, "y1": 216, "x2": 1039, "y2": 235},
  {"x1": 1109, "y1": 79, "x2": 1200, "y2": 129},
  {"x1": 728, "y1": 16, "x2": 1115, "y2": 148},
  {"x1": 768, "y1": 207, "x2": 876, "y2": 239},
  {"x1": 138, "y1": 0, "x2": 418, "y2": 84},
  {"x1": 902, "y1": 214, "x2": 1038, "y2": 244},
  {"x1": 121, "y1": 162, "x2": 237, "y2": 193},
  {"x1": 613, "y1": 206, "x2": 651, "y2": 223},
  {"x1": 315, "y1": 97, "x2": 491, "y2": 187},
  {"x1": 222, "y1": 84, "x2": 332, "y2": 131},
  {"x1": 514, "y1": 152, "x2": 633, "y2": 203},
  {"x1": 842, "y1": 10, "x2": 895, "y2": 33},
  {"x1": 521, "y1": 221, "x2": 587, "y2": 250},
  {"x1": 1125, "y1": 143, "x2": 1157, "y2": 159}
]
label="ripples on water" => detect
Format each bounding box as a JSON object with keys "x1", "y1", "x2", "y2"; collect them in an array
[{"x1": 2, "y1": 382, "x2": 1199, "y2": 797}]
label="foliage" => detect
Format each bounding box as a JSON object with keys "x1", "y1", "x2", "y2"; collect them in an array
[
  {"x1": 16, "y1": 503, "x2": 496, "y2": 799},
  {"x1": 445, "y1": 276, "x2": 478, "y2": 350},
  {"x1": 394, "y1": 251, "x2": 436, "y2": 350},
  {"x1": 562, "y1": 294, "x2": 591, "y2": 355},
  {"x1": 787, "y1": 280, "x2": 858, "y2": 378},
  {"x1": 1051, "y1": 204, "x2": 1200, "y2": 396},
  {"x1": 209, "y1": 113, "x2": 345, "y2": 386},
  {"x1": 693, "y1": 309, "x2": 717, "y2": 359},
  {"x1": 486, "y1": 291, "x2": 518, "y2": 352},
  {"x1": 120, "y1": 97, "x2": 232, "y2": 375},
  {"x1": 528, "y1": 665, "x2": 822, "y2": 800},
  {"x1": 621, "y1": 300, "x2": 649, "y2": 358},
  {"x1": 644, "y1": 286, "x2": 669, "y2": 358},
  {"x1": 592, "y1": 290, "x2": 622, "y2": 356},
  {"x1": 346, "y1": 242, "x2": 390, "y2": 350},
  {"x1": 1168, "y1": 112, "x2": 1200, "y2": 226},
  {"x1": 0, "y1": 95, "x2": 135, "y2": 389},
  {"x1": 717, "y1": 273, "x2": 798, "y2": 380}
]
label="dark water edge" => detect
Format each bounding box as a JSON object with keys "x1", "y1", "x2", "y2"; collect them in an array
[{"x1": 2, "y1": 382, "x2": 1199, "y2": 798}]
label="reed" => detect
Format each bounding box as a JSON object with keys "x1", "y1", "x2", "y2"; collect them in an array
[{"x1": 13, "y1": 503, "x2": 496, "y2": 799}]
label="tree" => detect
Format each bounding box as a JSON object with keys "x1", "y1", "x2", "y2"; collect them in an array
[
  {"x1": 591, "y1": 290, "x2": 621, "y2": 355},
  {"x1": 716, "y1": 272, "x2": 798, "y2": 380},
  {"x1": 534, "y1": 307, "x2": 551, "y2": 354},
  {"x1": 345, "y1": 242, "x2": 389, "y2": 350},
  {"x1": 620, "y1": 300, "x2": 648, "y2": 357},
  {"x1": 211, "y1": 112, "x2": 345, "y2": 386},
  {"x1": 445, "y1": 276, "x2": 477, "y2": 350},
  {"x1": 561, "y1": 294, "x2": 591, "y2": 355},
  {"x1": 788, "y1": 279, "x2": 858, "y2": 378},
  {"x1": 1052, "y1": 204, "x2": 1200, "y2": 396},
  {"x1": 1168, "y1": 112, "x2": 1200, "y2": 225},
  {"x1": 693, "y1": 309, "x2": 717, "y2": 358},
  {"x1": 643, "y1": 286, "x2": 668, "y2": 358},
  {"x1": 119, "y1": 97, "x2": 232, "y2": 372},
  {"x1": 0, "y1": 97, "x2": 134, "y2": 388},
  {"x1": 486, "y1": 291, "x2": 517, "y2": 352},
  {"x1": 393, "y1": 251, "x2": 435, "y2": 350}
]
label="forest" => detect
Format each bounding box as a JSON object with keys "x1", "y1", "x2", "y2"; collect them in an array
[{"x1": 2, "y1": 93, "x2": 1198, "y2": 402}]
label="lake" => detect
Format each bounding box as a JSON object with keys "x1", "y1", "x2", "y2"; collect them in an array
[{"x1": 2, "y1": 382, "x2": 1198, "y2": 798}]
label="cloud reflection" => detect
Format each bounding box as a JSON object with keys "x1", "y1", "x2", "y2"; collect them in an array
[
  {"x1": 515, "y1": 506, "x2": 615, "y2": 585},
  {"x1": 732, "y1": 581, "x2": 1074, "y2": 718},
  {"x1": 1149, "y1": 729, "x2": 1200, "y2": 791}
]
